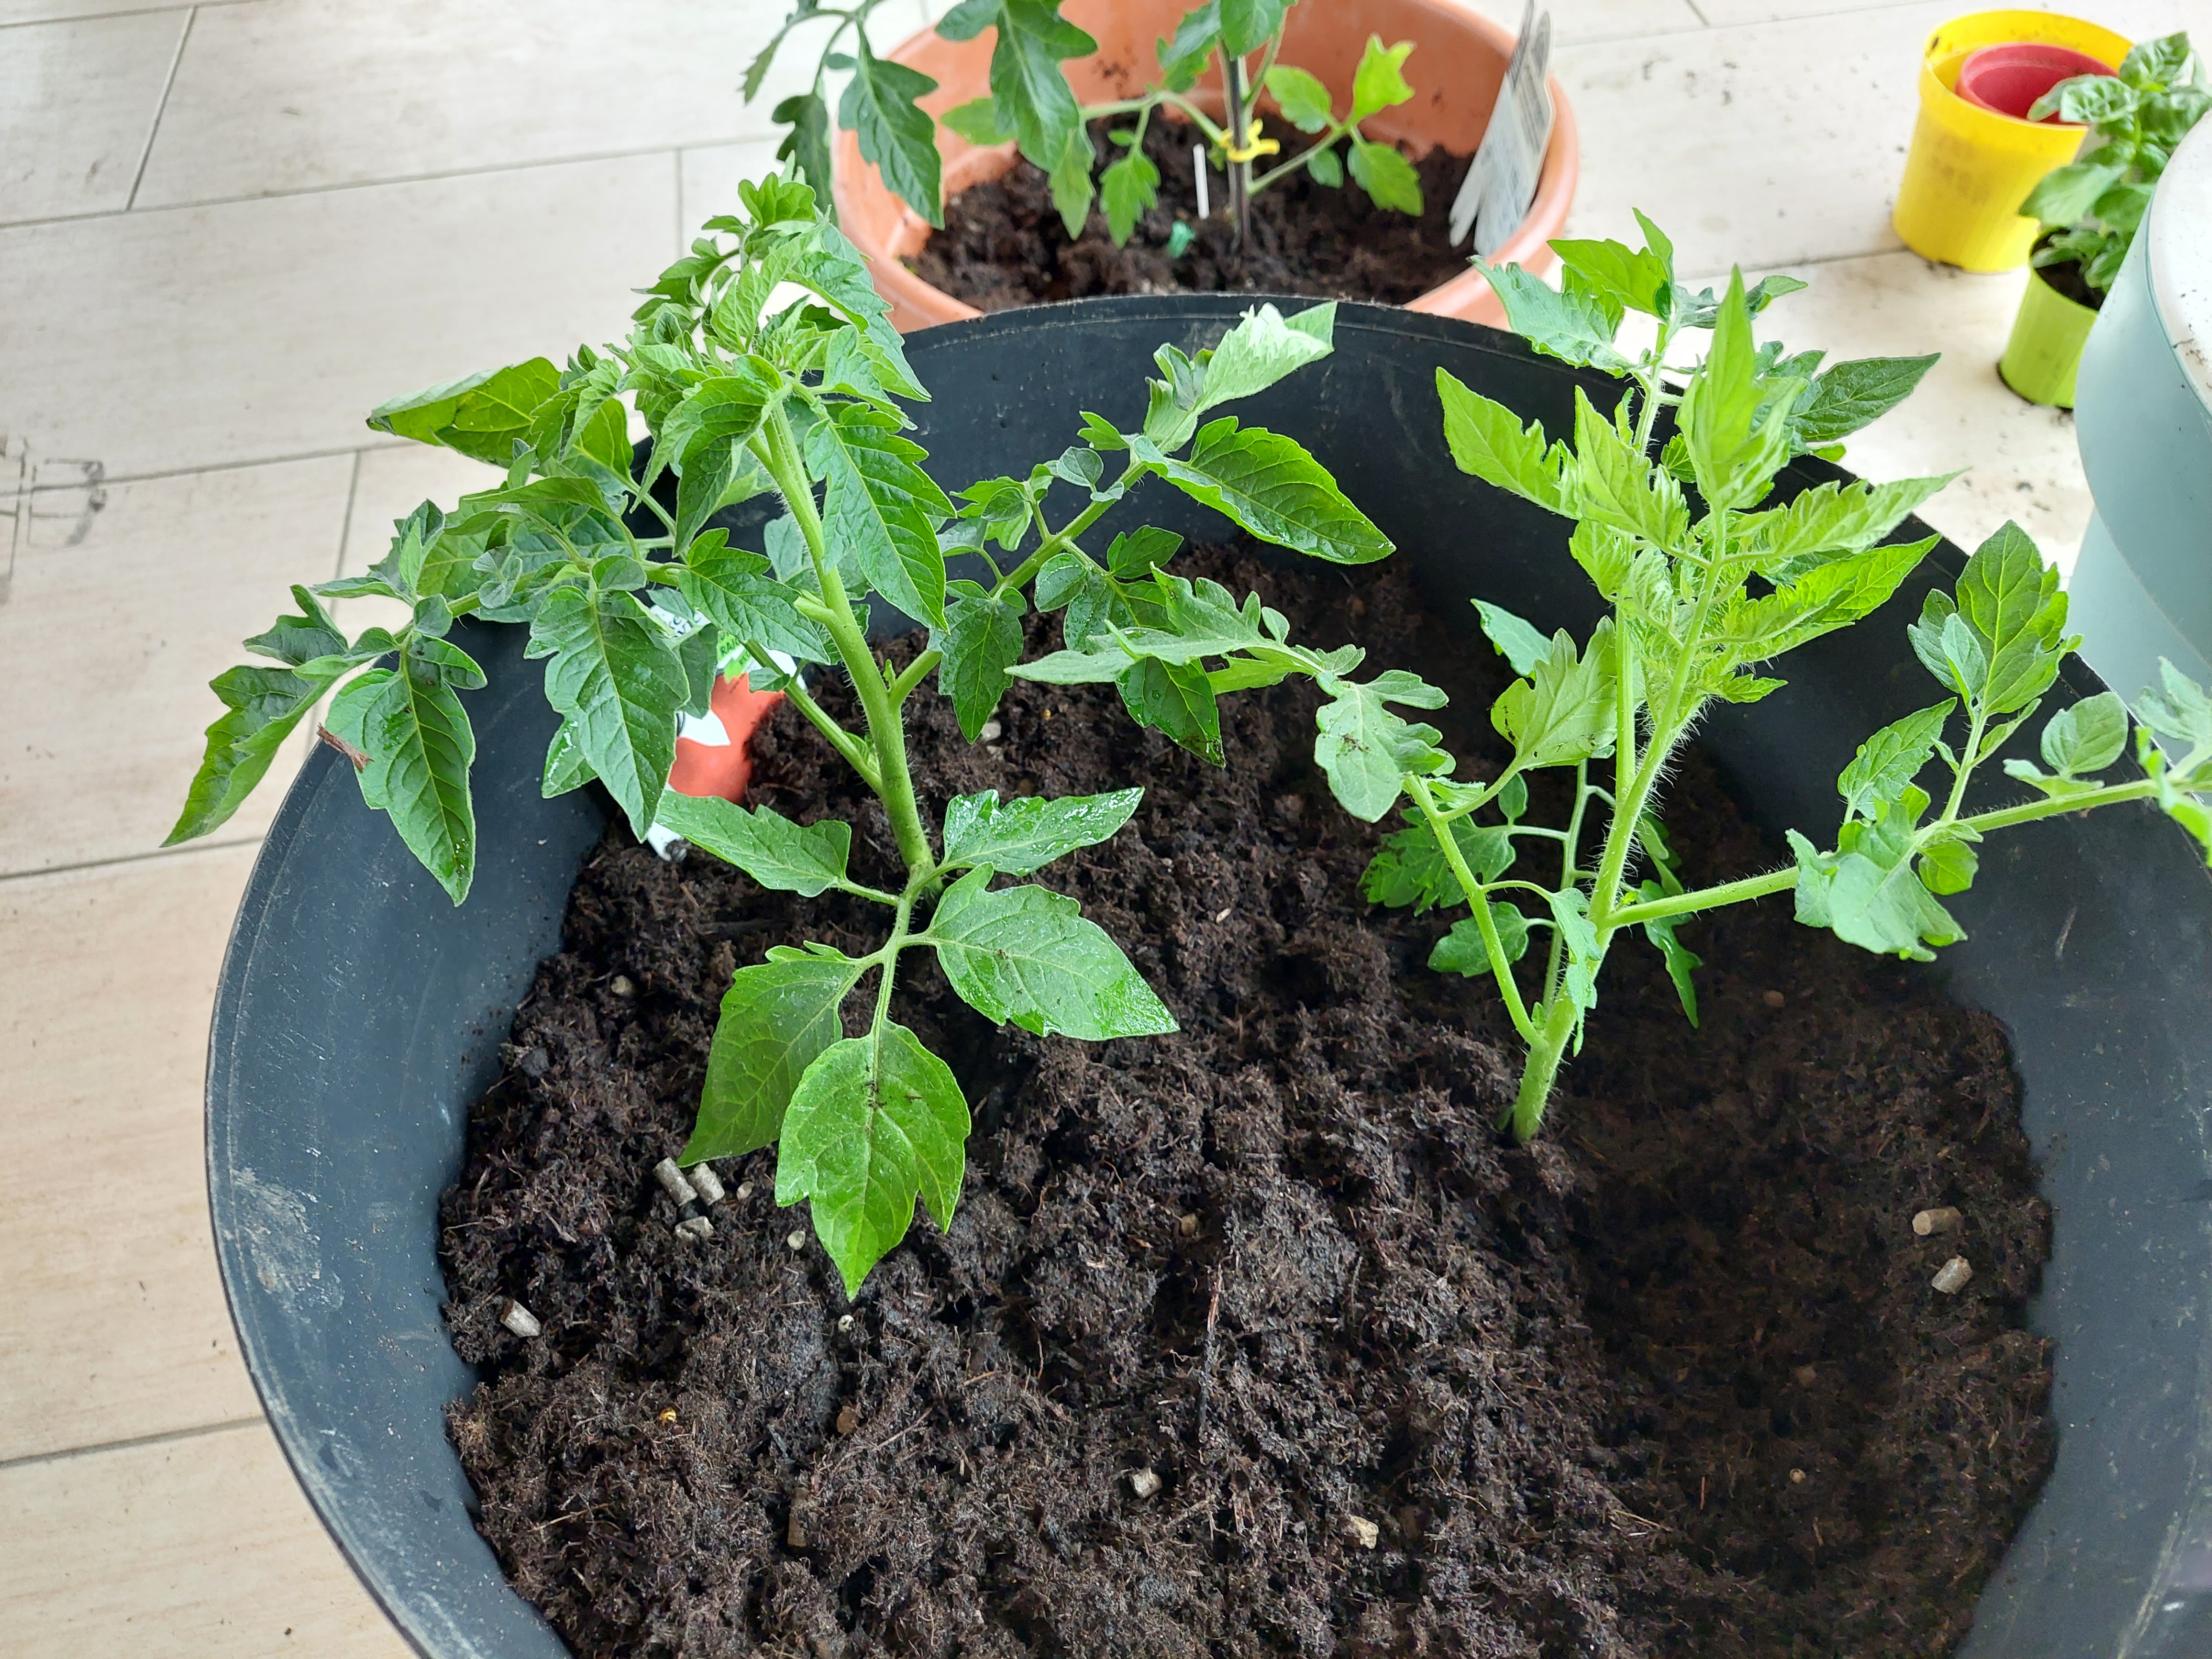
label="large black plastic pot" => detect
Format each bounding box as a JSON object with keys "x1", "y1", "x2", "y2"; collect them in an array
[{"x1": 209, "y1": 298, "x2": 2212, "y2": 1658}]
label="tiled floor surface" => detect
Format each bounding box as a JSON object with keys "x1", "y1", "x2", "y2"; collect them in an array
[{"x1": 2, "y1": 0, "x2": 2205, "y2": 1650}]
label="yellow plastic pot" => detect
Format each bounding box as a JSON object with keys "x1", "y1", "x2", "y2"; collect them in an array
[
  {"x1": 2000, "y1": 260, "x2": 2100, "y2": 406},
  {"x1": 1894, "y1": 10, "x2": 2130, "y2": 272}
]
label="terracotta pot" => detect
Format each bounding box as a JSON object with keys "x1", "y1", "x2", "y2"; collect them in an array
[{"x1": 831, "y1": 0, "x2": 1578, "y2": 332}]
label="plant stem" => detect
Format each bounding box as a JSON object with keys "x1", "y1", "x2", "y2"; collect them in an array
[
  {"x1": 1510, "y1": 995, "x2": 1580, "y2": 1142},
  {"x1": 775, "y1": 665, "x2": 881, "y2": 788},
  {"x1": 1605, "y1": 866, "x2": 1797, "y2": 929},
  {"x1": 1221, "y1": 51, "x2": 1250, "y2": 242},
  {"x1": 886, "y1": 649, "x2": 941, "y2": 707},
  {"x1": 989, "y1": 461, "x2": 1143, "y2": 600},
  {"x1": 753, "y1": 403, "x2": 936, "y2": 879},
  {"x1": 873, "y1": 890, "x2": 914, "y2": 1029},
  {"x1": 1408, "y1": 774, "x2": 1535, "y2": 1043}
]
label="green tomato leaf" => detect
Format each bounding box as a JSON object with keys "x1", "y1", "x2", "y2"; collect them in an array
[
  {"x1": 1348, "y1": 34, "x2": 1416, "y2": 123},
  {"x1": 1429, "y1": 905, "x2": 1530, "y2": 974},
  {"x1": 1790, "y1": 354, "x2": 1939, "y2": 450},
  {"x1": 942, "y1": 97, "x2": 1013, "y2": 144},
  {"x1": 2136, "y1": 658, "x2": 2212, "y2": 752},
  {"x1": 528, "y1": 583, "x2": 690, "y2": 838},
  {"x1": 168, "y1": 587, "x2": 362, "y2": 844},
  {"x1": 806, "y1": 399, "x2": 953, "y2": 627},
  {"x1": 1951, "y1": 520, "x2": 2073, "y2": 716},
  {"x1": 1362, "y1": 814, "x2": 1514, "y2": 912},
  {"x1": 840, "y1": 42, "x2": 943, "y2": 227},
  {"x1": 935, "y1": 586, "x2": 1026, "y2": 740},
  {"x1": 1101, "y1": 147, "x2": 1161, "y2": 245},
  {"x1": 1048, "y1": 123, "x2": 1096, "y2": 238},
  {"x1": 670, "y1": 532, "x2": 828, "y2": 663},
  {"x1": 1436, "y1": 370, "x2": 1572, "y2": 515},
  {"x1": 959, "y1": 0, "x2": 1096, "y2": 173},
  {"x1": 1637, "y1": 887, "x2": 1701, "y2": 1027},
  {"x1": 1475, "y1": 260, "x2": 1633, "y2": 374},
  {"x1": 1195, "y1": 301, "x2": 1337, "y2": 415},
  {"x1": 687, "y1": 945, "x2": 865, "y2": 1162},
  {"x1": 1313, "y1": 674, "x2": 1452, "y2": 822},
  {"x1": 324, "y1": 643, "x2": 479, "y2": 905},
  {"x1": 655, "y1": 793, "x2": 856, "y2": 897},
  {"x1": 1119, "y1": 655, "x2": 1223, "y2": 764},
  {"x1": 1836, "y1": 699, "x2": 1956, "y2": 820},
  {"x1": 1305, "y1": 143, "x2": 1344, "y2": 187},
  {"x1": 1158, "y1": 416, "x2": 1392, "y2": 564},
  {"x1": 776, "y1": 1021, "x2": 972, "y2": 1297},
  {"x1": 1472, "y1": 598, "x2": 1553, "y2": 676},
  {"x1": 774, "y1": 91, "x2": 835, "y2": 203},
  {"x1": 1570, "y1": 387, "x2": 1689, "y2": 548},
  {"x1": 1346, "y1": 139, "x2": 1423, "y2": 214},
  {"x1": 929, "y1": 868, "x2": 1177, "y2": 1040},
  {"x1": 1106, "y1": 525, "x2": 1183, "y2": 577},
  {"x1": 1550, "y1": 237, "x2": 1672, "y2": 318},
  {"x1": 367, "y1": 359, "x2": 562, "y2": 466},
  {"x1": 1917, "y1": 832, "x2": 1980, "y2": 896},
  {"x1": 1265, "y1": 64, "x2": 1335, "y2": 132},
  {"x1": 1736, "y1": 474, "x2": 1953, "y2": 576},
  {"x1": 1712, "y1": 535, "x2": 1938, "y2": 664},
  {"x1": 2039, "y1": 689, "x2": 2130, "y2": 776},
  {"x1": 1491, "y1": 621, "x2": 1619, "y2": 771},
  {"x1": 1787, "y1": 788, "x2": 1964, "y2": 961},
  {"x1": 942, "y1": 787, "x2": 1143, "y2": 875}
]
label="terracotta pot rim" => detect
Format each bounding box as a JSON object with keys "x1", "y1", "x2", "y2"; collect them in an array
[{"x1": 831, "y1": 0, "x2": 1580, "y2": 330}]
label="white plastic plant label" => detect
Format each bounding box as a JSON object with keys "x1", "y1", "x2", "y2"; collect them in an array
[{"x1": 1450, "y1": 2, "x2": 1554, "y2": 256}]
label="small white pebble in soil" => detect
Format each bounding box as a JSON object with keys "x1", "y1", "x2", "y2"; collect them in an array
[
  {"x1": 1789, "y1": 1468, "x2": 1807, "y2": 1484},
  {"x1": 1913, "y1": 1206, "x2": 1963, "y2": 1237},
  {"x1": 608, "y1": 974, "x2": 635, "y2": 998},
  {"x1": 1932, "y1": 1256, "x2": 1974, "y2": 1294},
  {"x1": 1345, "y1": 1514, "x2": 1379, "y2": 1550},
  {"x1": 1129, "y1": 1468, "x2": 1162, "y2": 1499},
  {"x1": 688, "y1": 1162, "x2": 726, "y2": 1205},
  {"x1": 1213, "y1": 906, "x2": 1232, "y2": 923},
  {"x1": 1177, "y1": 1213, "x2": 1200, "y2": 1239},
  {"x1": 1763, "y1": 989, "x2": 1787, "y2": 1009},
  {"x1": 787, "y1": 1229, "x2": 807, "y2": 1252},
  {"x1": 735, "y1": 1182, "x2": 754, "y2": 1202},
  {"x1": 653, "y1": 1157, "x2": 698, "y2": 1206},
  {"x1": 499, "y1": 1299, "x2": 542, "y2": 1339},
  {"x1": 838, "y1": 1314, "x2": 854, "y2": 1332},
  {"x1": 977, "y1": 719, "x2": 1002, "y2": 743},
  {"x1": 675, "y1": 1216, "x2": 714, "y2": 1242}
]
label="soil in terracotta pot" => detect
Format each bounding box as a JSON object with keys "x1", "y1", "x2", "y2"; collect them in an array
[
  {"x1": 912, "y1": 114, "x2": 1476, "y2": 310},
  {"x1": 442, "y1": 542, "x2": 2054, "y2": 1658}
]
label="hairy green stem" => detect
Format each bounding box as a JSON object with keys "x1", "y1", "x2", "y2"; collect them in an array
[
  {"x1": 1511, "y1": 996, "x2": 1580, "y2": 1142},
  {"x1": 754, "y1": 403, "x2": 936, "y2": 879},
  {"x1": 989, "y1": 459, "x2": 1145, "y2": 600},
  {"x1": 886, "y1": 649, "x2": 941, "y2": 707}
]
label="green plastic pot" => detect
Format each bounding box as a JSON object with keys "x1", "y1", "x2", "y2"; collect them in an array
[{"x1": 2000, "y1": 259, "x2": 2099, "y2": 407}]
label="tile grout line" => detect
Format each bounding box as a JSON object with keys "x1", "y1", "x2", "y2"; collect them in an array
[
  {"x1": 1682, "y1": 0, "x2": 1713, "y2": 24},
  {"x1": 0, "y1": 832, "x2": 263, "y2": 888},
  {"x1": 0, "y1": 0, "x2": 254, "y2": 31},
  {"x1": 332, "y1": 448, "x2": 363, "y2": 581},
  {"x1": 7, "y1": 136, "x2": 773, "y2": 234},
  {"x1": 0, "y1": 1415, "x2": 265, "y2": 1474},
  {"x1": 16, "y1": 441, "x2": 409, "y2": 497},
  {"x1": 124, "y1": 4, "x2": 194, "y2": 214}
]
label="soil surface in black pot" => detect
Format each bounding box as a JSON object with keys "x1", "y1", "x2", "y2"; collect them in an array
[
  {"x1": 911, "y1": 115, "x2": 1475, "y2": 311},
  {"x1": 442, "y1": 543, "x2": 2054, "y2": 1658}
]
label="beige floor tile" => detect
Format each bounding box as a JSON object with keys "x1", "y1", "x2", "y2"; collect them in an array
[
  {"x1": 135, "y1": 0, "x2": 933, "y2": 210},
  {"x1": 0, "y1": 0, "x2": 196, "y2": 22},
  {"x1": 1461, "y1": 0, "x2": 1705, "y2": 45},
  {"x1": 0, "y1": 10, "x2": 185, "y2": 224},
  {"x1": 1741, "y1": 249, "x2": 2093, "y2": 572},
  {"x1": 1698, "y1": 0, "x2": 2208, "y2": 24},
  {"x1": 0, "y1": 845, "x2": 268, "y2": 1460},
  {"x1": 0, "y1": 152, "x2": 676, "y2": 480},
  {"x1": 0, "y1": 1421, "x2": 412, "y2": 1659},
  {"x1": 0, "y1": 456, "x2": 351, "y2": 876}
]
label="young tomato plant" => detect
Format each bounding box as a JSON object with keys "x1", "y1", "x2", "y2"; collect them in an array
[
  {"x1": 2024, "y1": 32, "x2": 2208, "y2": 294},
  {"x1": 169, "y1": 177, "x2": 1391, "y2": 1294},
  {"x1": 746, "y1": 0, "x2": 1424, "y2": 245},
  {"x1": 1025, "y1": 213, "x2": 2212, "y2": 1140}
]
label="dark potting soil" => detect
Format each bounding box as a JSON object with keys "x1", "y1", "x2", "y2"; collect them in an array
[
  {"x1": 2032, "y1": 245, "x2": 2104, "y2": 311},
  {"x1": 911, "y1": 114, "x2": 1477, "y2": 312},
  {"x1": 442, "y1": 543, "x2": 2054, "y2": 1659}
]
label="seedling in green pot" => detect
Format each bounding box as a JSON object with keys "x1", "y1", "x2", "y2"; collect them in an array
[
  {"x1": 169, "y1": 178, "x2": 1392, "y2": 1294},
  {"x1": 1025, "y1": 212, "x2": 2212, "y2": 1139},
  {"x1": 745, "y1": 0, "x2": 1425, "y2": 245}
]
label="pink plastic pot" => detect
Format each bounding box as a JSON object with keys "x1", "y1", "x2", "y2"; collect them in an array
[
  {"x1": 830, "y1": 0, "x2": 1579, "y2": 333},
  {"x1": 1955, "y1": 41, "x2": 2113, "y2": 122}
]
